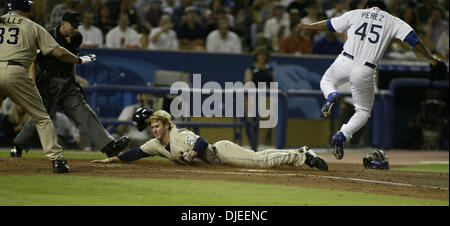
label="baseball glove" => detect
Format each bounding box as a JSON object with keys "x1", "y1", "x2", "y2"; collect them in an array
[{"x1": 428, "y1": 60, "x2": 448, "y2": 81}]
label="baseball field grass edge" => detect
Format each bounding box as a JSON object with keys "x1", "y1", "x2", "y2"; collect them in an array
[
  {"x1": 0, "y1": 175, "x2": 447, "y2": 206},
  {"x1": 390, "y1": 164, "x2": 449, "y2": 174}
]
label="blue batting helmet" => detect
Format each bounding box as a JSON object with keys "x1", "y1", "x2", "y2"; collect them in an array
[
  {"x1": 363, "y1": 149, "x2": 389, "y2": 170},
  {"x1": 132, "y1": 107, "x2": 154, "y2": 132},
  {"x1": 6, "y1": 0, "x2": 34, "y2": 12}
]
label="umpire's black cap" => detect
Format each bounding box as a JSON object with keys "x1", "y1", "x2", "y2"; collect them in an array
[{"x1": 62, "y1": 11, "x2": 82, "y2": 29}]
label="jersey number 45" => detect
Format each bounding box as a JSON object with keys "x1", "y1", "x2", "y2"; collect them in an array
[{"x1": 354, "y1": 23, "x2": 382, "y2": 44}]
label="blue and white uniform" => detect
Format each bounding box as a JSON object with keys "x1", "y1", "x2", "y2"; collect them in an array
[{"x1": 322, "y1": 6, "x2": 417, "y2": 140}]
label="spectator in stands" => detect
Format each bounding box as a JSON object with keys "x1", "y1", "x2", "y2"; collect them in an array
[
  {"x1": 96, "y1": 4, "x2": 115, "y2": 36},
  {"x1": 401, "y1": 7, "x2": 420, "y2": 30},
  {"x1": 244, "y1": 46, "x2": 275, "y2": 146},
  {"x1": 280, "y1": 23, "x2": 312, "y2": 55},
  {"x1": 416, "y1": 0, "x2": 438, "y2": 24},
  {"x1": 287, "y1": 0, "x2": 309, "y2": 19},
  {"x1": 243, "y1": 0, "x2": 270, "y2": 49},
  {"x1": 206, "y1": 19, "x2": 242, "y2": 53},
  {"x1": 300, "y1": 1, "x2": 320, "y2": 25},
  {"x1": 163, "y1": 0, "x2": 177, "y2": 15},
  {"x1": 73, "y1": 0, "x2": 83, "y2": 13},
  {"x1": 49, "y1": 0, "x2": 80, "y2": 29},
  {"x1": 288, "y1": 8, "x2": 300, "y2": 27},
  {"x1": 325, "y1": 0, "x2": 348, "y2": 18},
  {"x1": 53, "y1": 112, "x2": 81, "y2": 149},
  {"x1": 117, "y1": 0, "x2": 140, "y2": 31},
  {"x1": 148, "y1": 15, "x2": 179, "y2": 50},
  {"x1": 172, "y1": 0, "x2": 195, "y2": 27},
  {"x1": 312, "y1": 32, "x2": 344, "y2": 55},
  {"x1": 105, "y1": 13, "x2": 142, "y2": 48},
  {"x1": 205, "y1": 0, "x2": 223, "y2": 23},
  {"x1": 143, "y1": 0, "x2": 165, "y2": 33},
  {"x1": 205, "y1": 1, "x2": 235, "y2": 31},
  {"x1": 205, "y1": 7, "x2": 233, "y2": 35},
  {"x1": 300, "y1": 2, "x2": 322, "y2": 41},
  {"x1": 436, "y1": 30, "x2": 449, "y2": 61},
  {"x1": 85, "y1": 0, "x2": 104, "y2": 22},
  {"x1": 426, "y1": 7, "x2": 448, "y2": 48},
  {"x1": 117, "y1": 93, "x2": 154, "y2": 148},
  {"x1": 387, "y1": 0, "x2": 417, "y2": 18},
  {"x1": 1, "y1": 103, "x2": 31, "y2": 147},
  {"x1": 244, "y1": 46, "x2": 274, "y2": 88},
  {"x1": 79, "y1": 11, "x2": 104, "y2": 48},
  {"x1": 263, "y1": 3, "x2": 290, "y2": 52},
  {"x1": 223, "y1": 0, "x2": 236, "y2": 27},
  {"x1": 177, "y1": 7, "x2": 206, "y2": 51}
]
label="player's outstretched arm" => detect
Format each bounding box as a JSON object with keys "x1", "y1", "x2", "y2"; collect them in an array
[
  {"x1": 413, "y1": 40, "x2": 438, "y2": 66},
  {"x1": 91, "y1": 147, "x2": 151, "y2": 164},
  {"x1": 51, "y1": 47, "x2": 96, "y2": 65},
  {"x1": 296, "y1": 20, "x2": 328, "y2": 33}
]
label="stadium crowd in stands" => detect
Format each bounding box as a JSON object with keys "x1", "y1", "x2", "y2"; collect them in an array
[{"x1": 0, "y1": 0, "x2": 447, "y2": 61}]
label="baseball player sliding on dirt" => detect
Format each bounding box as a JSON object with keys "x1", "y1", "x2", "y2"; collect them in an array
[
  {"x1": 296, "y1": 0, "x2": 445, "y2": 160},
  {"x1": 91, "y1": 108, "x2": 329, "y2": 171}
]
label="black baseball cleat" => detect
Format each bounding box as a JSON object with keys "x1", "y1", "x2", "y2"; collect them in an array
[
  {"x1": 10, "y1": 145, "x2": 25, "y2": 157},
  {"x1": 101, "y1": 136, "x2": 130, "y2": 157},
  {"x1": 305, "y1": 149, "x2": 328, "y2": 171},
  {"x1": 52, "y1": 159, "x2": 69, "y2": 173}
]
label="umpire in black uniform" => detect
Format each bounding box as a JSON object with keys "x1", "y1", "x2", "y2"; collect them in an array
[{"x1": 11, "y1": 11, "x2": 129, "y2": 158}]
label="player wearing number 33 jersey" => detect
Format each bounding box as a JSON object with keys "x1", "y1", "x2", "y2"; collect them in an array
[
  {"x1": 1, "y1": 0, "x2": 97, "y2": 173},
  {"x1": 296, "y1": 0, "x2": 442, "y2": 160}
]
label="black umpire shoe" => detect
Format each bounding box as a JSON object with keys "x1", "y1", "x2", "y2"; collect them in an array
[
  {"x1": 304, "y1": 148, "x2": 328, "y2": 171},
  {"x1": 52, "y1": 159, "x2": 69, "y2": 173},
  {"x1": 10, "y1": 145, "x2": 24, "y2": 157},
  {"x1": 101, "y1": 136, "x2": 130, "y2": 157}
]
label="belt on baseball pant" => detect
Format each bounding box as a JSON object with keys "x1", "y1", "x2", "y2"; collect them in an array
[
  {"x1": 205, "y1": 144, "x2": 221, "y2": 165},
  {"x1": 211, "y1": 145, "x2": 218, "y2": 154},
  {"x1": 342, "y1": 52, "x2": 377, "y2": 69},
  {"x1": 1, "y1": 60, "x2": 23, "y2": 67}
]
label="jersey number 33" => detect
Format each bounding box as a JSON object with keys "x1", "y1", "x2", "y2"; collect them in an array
[{"x1": 0, "y1": 27, "x2": 20, "y2": 45}]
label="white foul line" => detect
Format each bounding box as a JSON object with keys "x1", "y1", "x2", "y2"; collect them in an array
[{"x1": 160, "y1": 168, "x2": 449, "y2": 191}]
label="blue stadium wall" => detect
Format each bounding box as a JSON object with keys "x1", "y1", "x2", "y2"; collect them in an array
[{"x1": 76, "y1": 49, "x2": 448, "y2": 150}]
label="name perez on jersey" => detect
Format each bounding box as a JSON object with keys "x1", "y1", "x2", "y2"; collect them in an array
[
  {"x1": 0, "y1": 17, "x2": 23, "y2": 25},
  {"x1": 361, "y1": 12, "x2": 384, "y2": 22}
]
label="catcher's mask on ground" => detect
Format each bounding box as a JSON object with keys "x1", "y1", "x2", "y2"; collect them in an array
[{"x1": 363, "y1": 149, "x2": 389, "y2": 170}]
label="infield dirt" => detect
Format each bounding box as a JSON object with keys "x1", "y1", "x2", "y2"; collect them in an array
[{"x1": 0, "y1": 149, "x2": 448, "y2": 201}]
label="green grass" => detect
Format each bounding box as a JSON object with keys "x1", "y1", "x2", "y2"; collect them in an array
[
  {"x1": 391, "y1": 164, "x2": 449, "y2": 174},
  {"x1": 0, "y1": 175, "x2": 447, "y2": 206}
]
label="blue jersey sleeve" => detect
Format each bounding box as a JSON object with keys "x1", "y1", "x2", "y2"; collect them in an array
[
  {"x1": 403, "y1": 31, "x2": 419, "y2": 47},
  {"x1": 192, "y1": 137, "x2": 209, "y2": 156},
  {"x1": 327, "y1": 20, "x2": 336, "y2": 32},
  {"x1": 117, "y1": 147, "x2": 150, "y2": 162}
]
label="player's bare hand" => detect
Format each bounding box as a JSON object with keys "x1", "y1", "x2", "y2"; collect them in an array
[
  {"x1": 182, "y1": 150, "x2": 198, "y2": 162},
  {"x1": 91, "y1": 158, "x2": 114, "y2": 163}
]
